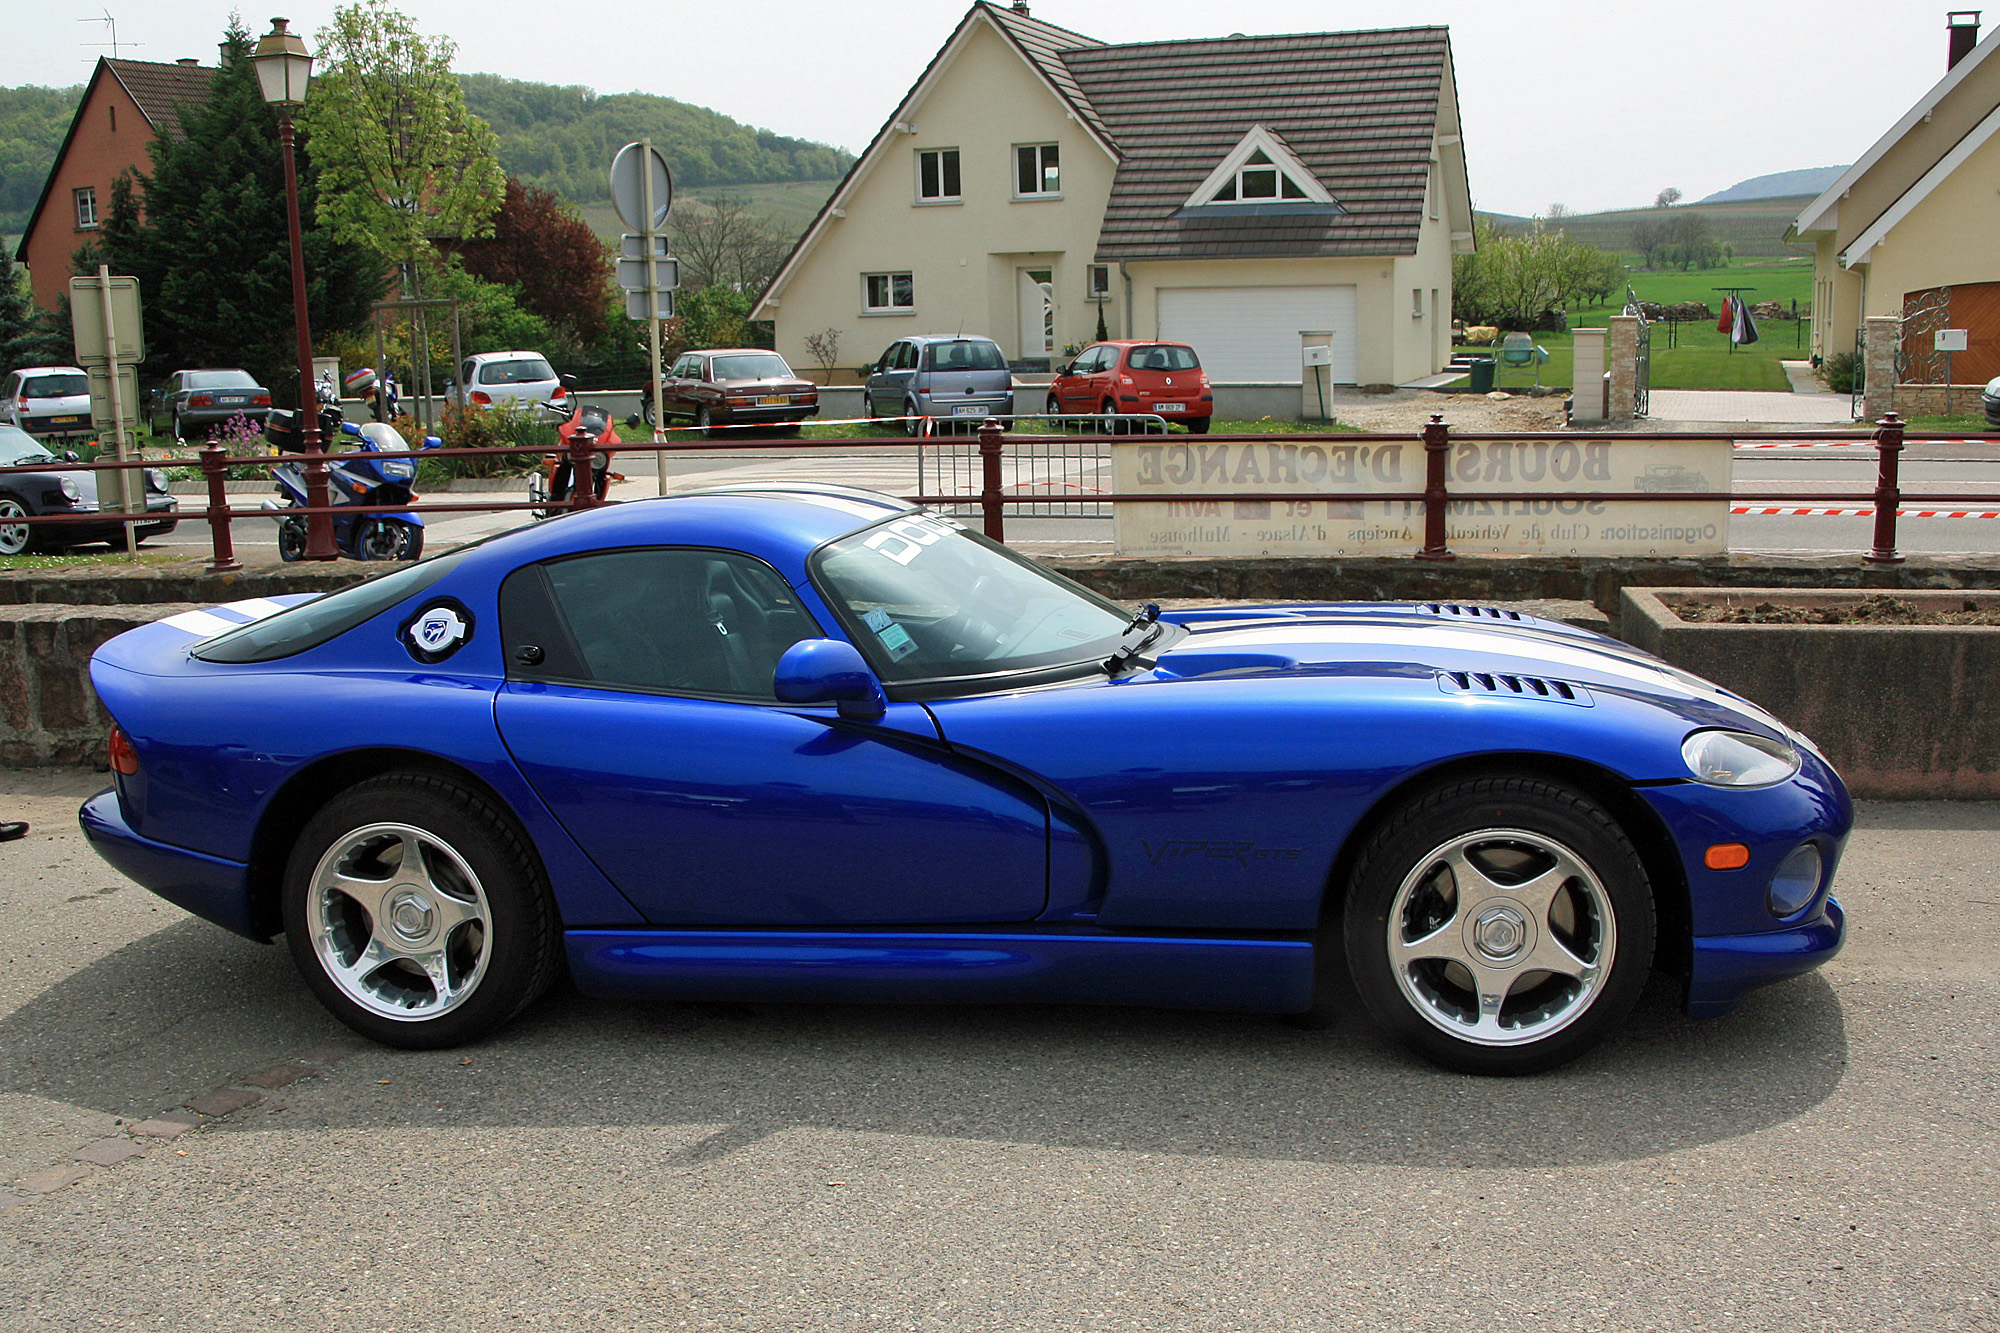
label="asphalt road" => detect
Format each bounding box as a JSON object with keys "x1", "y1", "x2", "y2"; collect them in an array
[{"x1": 3, "y1": 770, "x2": 1996, "y2": 1331}]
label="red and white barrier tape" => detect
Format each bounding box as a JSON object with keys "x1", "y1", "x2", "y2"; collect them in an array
[{"x1": 1732, "y1": 505, "x2": 2000, "y2": 518}]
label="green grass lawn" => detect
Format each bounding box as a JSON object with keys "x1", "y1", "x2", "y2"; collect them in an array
[{"x1": 1464, "y1": 258, "x2": 1817, "y2": 394}]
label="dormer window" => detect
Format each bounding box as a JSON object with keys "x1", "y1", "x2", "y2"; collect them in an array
[
  {"x1": 1182, "y1": 125, "x2": 1339, "y2": 213},
  {"x1": 1213, "y1": 151, "x2": 1309, "y2": 202}
]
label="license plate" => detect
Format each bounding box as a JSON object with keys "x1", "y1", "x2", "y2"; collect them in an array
[
  {"x1": 1152, "y1": 402, "x2": 1185, "y2": 413},
  {"x1": 48, "y1": 414, "x2": 87, "y2": 426},
  {"x1": 952, "y1": 405, "x2": 984, "y2": 417},
  {"x1": 758, "y1": 395, "x2": 787, "y2": 405},
  {"x1": 218, "y1": 395, "x2": 247, "y2": 405}
]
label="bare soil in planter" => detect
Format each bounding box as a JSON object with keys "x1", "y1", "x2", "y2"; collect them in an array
[{"x1": 1668, "y1": 593, "x2": 2000, "y2": 625}]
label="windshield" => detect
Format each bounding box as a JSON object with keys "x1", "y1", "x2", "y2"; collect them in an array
[
  {"x1": 812, "y1": 513, "x2": 1133, "y2": 683},
  {"x1": 710, "y1": 353, "x2": 793, "y2": 381},
  {"x1": 25, "y1": 374, "x2": 87, "y2": 398},
  {"x1": 923, "y1": 342, "x2": 1007, "y2": 372},
  {"x1": 0, "y1": 425, "x2": 54, "y2": 465}
]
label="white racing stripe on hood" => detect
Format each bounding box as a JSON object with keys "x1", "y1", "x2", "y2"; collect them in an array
[{"x1": 1182, "y1": 619, "x2": 1792, "y2": 733}]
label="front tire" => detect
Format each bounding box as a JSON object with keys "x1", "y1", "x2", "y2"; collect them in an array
[
  {"x1": 281, "y1": 773, "x2": 562, "y2": 1049},
  {"x1": 356, "y1": 516, "x2": 421, "y2": 561},
  {"x1": 0, "y1": 497, "x2": 35, "y2": 556},
  {"x1": 1342, "y1": 777, "x2": 1654, "y2": 1075}
]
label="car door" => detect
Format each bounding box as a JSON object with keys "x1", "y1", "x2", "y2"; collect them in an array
[
  {"x1": 660, "y1": 354, "x2": 697, "y2": 420},
  {"x1": 1056, "y1": 346, "x2": 1100, "y2": 412},
  {"x1": 867, "y1": 341, "x2": 914, "y2": 415},
  {"x1": 492, "y1": 546, "x2": 1051, "y2": 925}
]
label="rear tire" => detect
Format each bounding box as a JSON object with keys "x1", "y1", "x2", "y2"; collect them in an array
[
  {"x1": 1341, "y1": 776, "x2": 1655, "y2": 1075},
  {"x1": 275, "y1": 513, "x2": 307, "y2": 562},
  {"x1": 696, "y1": 405, "x2": 719, "y2": 440},
  {"x1": 1187, "y1": 417, "x2": 1212, "y2": 435},
  {"x1": 282, "y1": 772, "x2": 562, "y2": 1049}
]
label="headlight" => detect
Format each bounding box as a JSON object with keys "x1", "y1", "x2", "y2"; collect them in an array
[
  {"x1": 1768, "y1": 843, "x2": 1824, "y2": 917},
  {"x1": 382, "y1": 459, "x2": 415, "y2": 480},
  {"x1": 1682, "y1": 729, "x2": 1800, "y2": 787},
  {"x1": 144, "y1": 467, "x2": 168, "y2": 493},
  {"x1": 59, "y1": 477, "x2": 81, "y2": 502}
]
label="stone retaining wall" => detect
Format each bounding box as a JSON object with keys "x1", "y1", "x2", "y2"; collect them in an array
[{"x1": 1621, "y1": 587, "x2": 2000, "y2": 799}]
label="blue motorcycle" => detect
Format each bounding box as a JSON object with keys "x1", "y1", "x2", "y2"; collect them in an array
[{"x1": 262, "y1": 393, "x2": 439, "y2": 562}]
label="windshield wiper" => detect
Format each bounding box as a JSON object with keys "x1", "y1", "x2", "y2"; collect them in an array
[{"x1": 1104, "y1": 602, "x2": 1163, "y2": 673}]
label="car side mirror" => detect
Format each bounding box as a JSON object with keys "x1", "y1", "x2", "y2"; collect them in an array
[
  {"x1": 63, "y1": 450, "x2": 82, "y2": 462},
  {"x1": 422, "y1": 435, "x2": 443, "y2": 449},
  {"x1": 773, "y1": 638, "x2": 887, "y2": 720}
]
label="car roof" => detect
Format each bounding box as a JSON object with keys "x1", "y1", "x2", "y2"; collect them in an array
[
  {"x1": 691, "y1": 348, "x2": 782, "y2": 357},
  {"x1": 466, "y1": 350, "x2": 549, "y2": 361},
  {"x1": 906, "y1": 335, "x2": 999, "y2": 345},
  {"x1": 7, "y1": 366, "x2": 86, "y2": 377},
  {"x1": 455, "y1": 484, "x2": 920, "y2": 584}
]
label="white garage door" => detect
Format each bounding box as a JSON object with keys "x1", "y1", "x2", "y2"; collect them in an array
[{"x1": 1157, "y1": 286, "x2": 1359, "y2": 383}]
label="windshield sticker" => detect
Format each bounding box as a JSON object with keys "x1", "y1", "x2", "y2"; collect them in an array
[
  {"x1": 878, "y1": 621, "x2": 918, "y2": 660},
  {"x1": 401, "y1": 599, "x2": 474, "y2": 664},
  {"x1": 861, "y1": 607, "x2": 893, "y2": 633},
  {"x1": 861, "y1": 515, "x2": 955, "y2": 566}
]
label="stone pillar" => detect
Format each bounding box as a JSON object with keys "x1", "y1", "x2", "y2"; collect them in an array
[
  {"x1": 1863, "y1": 315, "x2": 1900, "y2": 422},
  {"x1": 1607, "y1": 315, "x2": 1638, "y2": 422},
  {"x1": 1571, "y1": 327, "x2": 1608, "y2": 424}
]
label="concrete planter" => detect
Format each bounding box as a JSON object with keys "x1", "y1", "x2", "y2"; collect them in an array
[{"x1": 1620, "y1": 587, "x2": 2000, "y2": 798}]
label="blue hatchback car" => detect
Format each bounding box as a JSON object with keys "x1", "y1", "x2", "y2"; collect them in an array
[{"x1": 80, "y1": 485, "x2": 1847, "y2": 1073}]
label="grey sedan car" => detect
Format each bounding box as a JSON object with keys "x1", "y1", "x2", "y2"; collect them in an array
[
  {"x1": 0, "y1": 425, "x2": 178, "y2": 555},
  {"x1": 156, "y1": 369, "x2": 273, "y2": 441}
]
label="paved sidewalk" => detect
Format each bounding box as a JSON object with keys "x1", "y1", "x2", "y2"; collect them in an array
[{"x1": 1646, "y1": 388, "x2": 1858, "y2": 425}]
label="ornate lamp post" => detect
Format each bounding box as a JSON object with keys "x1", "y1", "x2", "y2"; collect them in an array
[{"x1": 252, "y1": 17, "x2": 335, "y2": 560}]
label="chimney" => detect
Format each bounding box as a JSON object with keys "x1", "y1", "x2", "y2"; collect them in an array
[
  {"x1": 1947, "y1": 11, "x2": 1981, "y2": 70},
  {"x1": 1011, "y1": 2, "x2": 1030, "y2": 14},
  {"x1": 177, "y1": 58, "x2": 200, "y2": 66}
]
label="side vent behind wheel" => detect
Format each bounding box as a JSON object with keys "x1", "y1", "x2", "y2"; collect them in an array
[{"x1": 1439, "y1": 670, "x2": 1589, "y2": 705}]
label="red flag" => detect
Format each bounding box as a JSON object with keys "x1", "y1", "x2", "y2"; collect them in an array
[{"x1": 1717, "y1": 298, "x2": 1733, "y2": 334}]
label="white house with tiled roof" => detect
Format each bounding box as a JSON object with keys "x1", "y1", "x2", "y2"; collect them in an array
[{"x1": 753, "y1": 2, "x2": 1473, "y2": 391}]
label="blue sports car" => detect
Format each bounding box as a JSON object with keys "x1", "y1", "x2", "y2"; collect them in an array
[{"x1": 79, "y1": 484, "x2": 1847, "y2": 1074}]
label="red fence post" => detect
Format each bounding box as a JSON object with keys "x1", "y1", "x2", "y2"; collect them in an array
[
  {"x1": 1416, "y1": 414, "x2": 1456, "y2": 561},
  {"x1": 1865, "y1": 411, "x2": 1905, "y2": 565},
  {"x1": 567, "y1": 426, "x2": 599, "y2": 511},
  {"x1": 199, "y1": 444, "x2": 241, "y2": 573},
  {"x1": 978, "y1": 417, "x2": 1005, "y2": 541}
]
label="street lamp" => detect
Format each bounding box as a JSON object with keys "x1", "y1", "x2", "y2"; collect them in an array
[{"x1": 252, "y1": 17, "x2": 335, "y2": 560}]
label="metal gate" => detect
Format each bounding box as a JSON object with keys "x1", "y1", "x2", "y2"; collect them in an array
[{"x1": 1624, "y1": 287, "x2": 1651, "y2": 418}]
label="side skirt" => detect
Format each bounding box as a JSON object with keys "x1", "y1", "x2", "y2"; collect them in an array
[{"x1": 566, "y1": 928, "x2": 1315, "y2": 1012}]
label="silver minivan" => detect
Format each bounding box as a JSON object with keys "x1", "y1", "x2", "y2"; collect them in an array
[{"x1": 864, "y1": 336, "x2": 1013, "y2": 435}]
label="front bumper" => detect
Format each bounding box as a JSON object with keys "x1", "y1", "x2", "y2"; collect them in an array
[{"x1": 1685, "y1": 896, "x2": 1844, "y2": 1019}]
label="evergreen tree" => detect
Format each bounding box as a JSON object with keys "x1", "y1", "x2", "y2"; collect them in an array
[
  {"x1": 0, "y1": 247, "x2": 42, "y2": 369},
  {"x1": 98, "y1": 20, "x2": 384, "y2": 406}
]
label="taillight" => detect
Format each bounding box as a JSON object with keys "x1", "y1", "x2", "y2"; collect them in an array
[
  {"x1": 107, "y1": 725, "x2": 139, "y2": 776},
  {"x1": 190, "y1": 394, "x2": 214, "y2": 408},
  {"x1": 471, "y1": 390, "x2": 492, "y2": 405},
  {"x1": 253, "y1": 392, "x2": 272, "y2": 406}
]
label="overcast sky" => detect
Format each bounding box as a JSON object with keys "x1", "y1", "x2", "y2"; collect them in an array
[{"x1": 9, "y1": 0, "x2": 1981, "y2": 217}]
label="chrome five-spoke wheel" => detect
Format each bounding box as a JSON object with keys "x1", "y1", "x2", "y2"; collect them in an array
[
  {"x1": 283, "y1": 773, "x2": 560, "y2": 1048},
  {"x1": 302, "y1": 820, "x2": 492, "y2": 1022},
  {"x1": 1343, "y1": 777, "x2": 1654, "y2": 1074}
]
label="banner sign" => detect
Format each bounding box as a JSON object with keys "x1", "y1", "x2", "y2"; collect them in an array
[{"x1": 1110, "y1": 436, "x2": 1731, "y2": 558}]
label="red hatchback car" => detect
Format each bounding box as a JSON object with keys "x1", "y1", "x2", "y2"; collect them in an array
[{"x1": 1047, "y1": 340, "x2": 1213, "y2": 433}]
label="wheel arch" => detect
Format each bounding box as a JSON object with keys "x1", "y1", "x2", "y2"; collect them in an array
[
  {"x1": 243, "y1": 748, "x2": 541, "y2": 939},
  {"x1": 1316, "y1": 751, "x2": 1691, "y2": 972}
]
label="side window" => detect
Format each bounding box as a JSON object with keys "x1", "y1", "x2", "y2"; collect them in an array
[
  {"x1": 517, "y1": 548, "x2": 821, "y2": 699},
  {"x1": 892, "y1": 342, "x2": 916, "y2": 371}
]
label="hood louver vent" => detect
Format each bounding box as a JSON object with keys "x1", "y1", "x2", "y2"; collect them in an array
[
  {"x1": 1421, "y1": 603, "x2": 1525, "y2": 622},
  {"x1": 1440, "y1": 671, "x2": 1588, "y2": 704}
]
